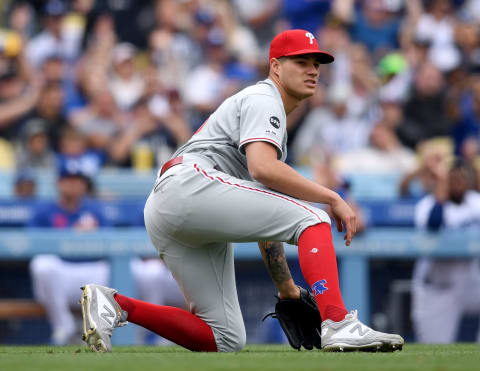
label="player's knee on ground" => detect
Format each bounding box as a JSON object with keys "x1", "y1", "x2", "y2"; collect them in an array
[
  {"x1": 216, "y1": 328, "x2": 246, "y2": 352},
  {"x1": 213, "y1": 320, "x2": 246, "y2": 352}
]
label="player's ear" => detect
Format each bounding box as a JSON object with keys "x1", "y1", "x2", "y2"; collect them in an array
[{"x1": 270, "y1": 58, "x2": 282, "y2": 76}]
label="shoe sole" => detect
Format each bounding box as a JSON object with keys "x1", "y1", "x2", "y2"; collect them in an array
[
  {"x1": 323, "y1": 340, "x2": 403, "y2": 352},
  {"x1": 80, "y1": 285, "x2": 109, "y2": 353}
]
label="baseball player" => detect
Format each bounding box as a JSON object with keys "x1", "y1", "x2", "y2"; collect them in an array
[
  {"x1": 80, "y1": 29, "x2": 404, "y2": 352},
  {"x1": 412, "y1": 159, "x2": 480, "y2": 343}
]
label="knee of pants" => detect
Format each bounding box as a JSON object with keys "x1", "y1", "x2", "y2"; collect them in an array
[{"x1": 214, "y1": 322, "x2": 247, "y2": 352}]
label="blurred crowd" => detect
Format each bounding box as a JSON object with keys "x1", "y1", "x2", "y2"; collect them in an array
[{"x1": 0, "y1": 0, "x2": 478, "y2": 197}]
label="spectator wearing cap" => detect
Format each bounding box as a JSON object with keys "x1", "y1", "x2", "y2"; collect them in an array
[
  {"x1": 25, "y1": 0, "x2": 82, "y2": 68},
  {"x1": 15, "y1": 117, "x2": 56, "y2": 169},
  {"x1": 107, "y1": 43, "x2": 145, "y2": 110},
  {"x1": 57, "y1": 126, "x2": 105, "y2": 178},
  {"x1": 29, "y1": 163, "x2": 104, "y2": 229}
]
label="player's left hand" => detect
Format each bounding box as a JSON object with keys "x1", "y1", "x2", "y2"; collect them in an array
[{"x1": 263, "y1": 286, "x2": 322, "y2": 350}]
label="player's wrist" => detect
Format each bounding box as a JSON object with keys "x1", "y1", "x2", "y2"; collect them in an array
[
  {"x1": 278, "y1": 280, "x2": 301, "y2": 299},
  {"x1": 326, "y1": 191, "x2": 342, "y2": 206}
]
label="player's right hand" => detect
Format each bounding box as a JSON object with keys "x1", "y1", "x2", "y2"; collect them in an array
[{"x1": 330, "y1": 197, "x2": 357, "y2": 246}]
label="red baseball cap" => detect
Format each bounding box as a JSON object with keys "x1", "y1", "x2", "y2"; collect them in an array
[{"x1": 269, "y1": 29, "x2": 334, "y2": 64}]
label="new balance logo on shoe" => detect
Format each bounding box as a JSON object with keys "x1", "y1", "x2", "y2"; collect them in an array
[
  {"x1": 100, "y1": 304, "x2": 115, "y2": 326},
  {"x1": 349, "y1": 323, "x2": 369, "y2": 337},
  {"x1": 96, "y1": 288, "x2": 116, "y2": 326}
]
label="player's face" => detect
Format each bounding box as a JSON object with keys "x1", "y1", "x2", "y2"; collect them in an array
[{"x1": 278, "y1": 55, "x2": 321, "y2": 100}]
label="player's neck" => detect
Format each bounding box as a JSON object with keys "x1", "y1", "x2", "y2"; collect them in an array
[{"x1": 269, "y1": 75, "x2": 300, "y2": 115}]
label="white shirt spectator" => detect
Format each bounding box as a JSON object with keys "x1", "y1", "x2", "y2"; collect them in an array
[
  {"x1": 415, "y1": 191, "x2": 480, "y2": 230},
  {"x1": 108, "y1": 73, "x2": 145, "y2": 111},
  {"x1": 335, "y1": 146, "x2": 417, "y2": 174},
  {"x1": 292, "y1": 107, "x2": 374, "y2": 162},
  {"x1": 415, "y1": 14, "x2": 455, "y2": 49}
]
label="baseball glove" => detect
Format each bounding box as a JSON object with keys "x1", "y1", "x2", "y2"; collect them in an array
[{"x1": 263, "y1": 286, "x2": 322, "y2": 350}]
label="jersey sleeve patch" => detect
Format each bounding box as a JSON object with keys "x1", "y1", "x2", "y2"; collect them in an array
[{"x1": 238, "y1": 94, "x2": 285, "y2": 159}]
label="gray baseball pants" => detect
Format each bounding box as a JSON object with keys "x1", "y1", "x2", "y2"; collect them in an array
[{"x1": 144, "y1": 154, "x2": 330, "y2": 352}]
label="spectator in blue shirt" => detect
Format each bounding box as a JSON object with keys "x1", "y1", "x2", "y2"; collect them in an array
[{"x1": 29, "y1": 165, "x2": 106, "y2": 228}]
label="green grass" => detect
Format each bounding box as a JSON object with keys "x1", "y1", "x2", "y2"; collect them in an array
[{"x1": 0, "y1": 344, "x2": 479, "y2": 371}]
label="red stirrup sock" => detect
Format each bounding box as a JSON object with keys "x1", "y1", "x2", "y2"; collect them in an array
[
  {"x1": 298, "y1": 223, "x2": 348, "y2": 322},
  {"x1": 114, "y1": 294, "x2": 217, "y2": 352}
]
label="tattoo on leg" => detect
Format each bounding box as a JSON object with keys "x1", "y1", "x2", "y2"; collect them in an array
[{"x1": 259, "y1": 241, "x2": 292, "y2": 285}]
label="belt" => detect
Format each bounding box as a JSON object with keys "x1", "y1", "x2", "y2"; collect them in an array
[{"x1": 160, "y1": 156, "x2": 183, "y2": 176}]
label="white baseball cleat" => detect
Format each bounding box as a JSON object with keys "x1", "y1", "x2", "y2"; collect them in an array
[
  {"x1": 321, "y1": 310, "x2": 404, "y2": 352},
  {"x1": 80, "y1": 284, "x2": 128, "y2": 352}
]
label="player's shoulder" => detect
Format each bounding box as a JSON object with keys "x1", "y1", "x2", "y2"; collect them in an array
[
  {"x1": 244, "y1": 79, "x2": 277, "y2": 95},
  {"x1": 235, "y1": 79, "x2": 284, "y2": 114},
  {"x1": 235, "y1": 79, "x2": 280, "y2": 102}
]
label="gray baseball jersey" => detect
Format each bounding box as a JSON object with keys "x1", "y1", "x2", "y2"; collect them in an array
[
  {"x1": 144, "y1": 78, "x2": 330, "y2": 351},
  {"x1": 172, "y1": 78, "x2": 287, "y2": 181}
]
